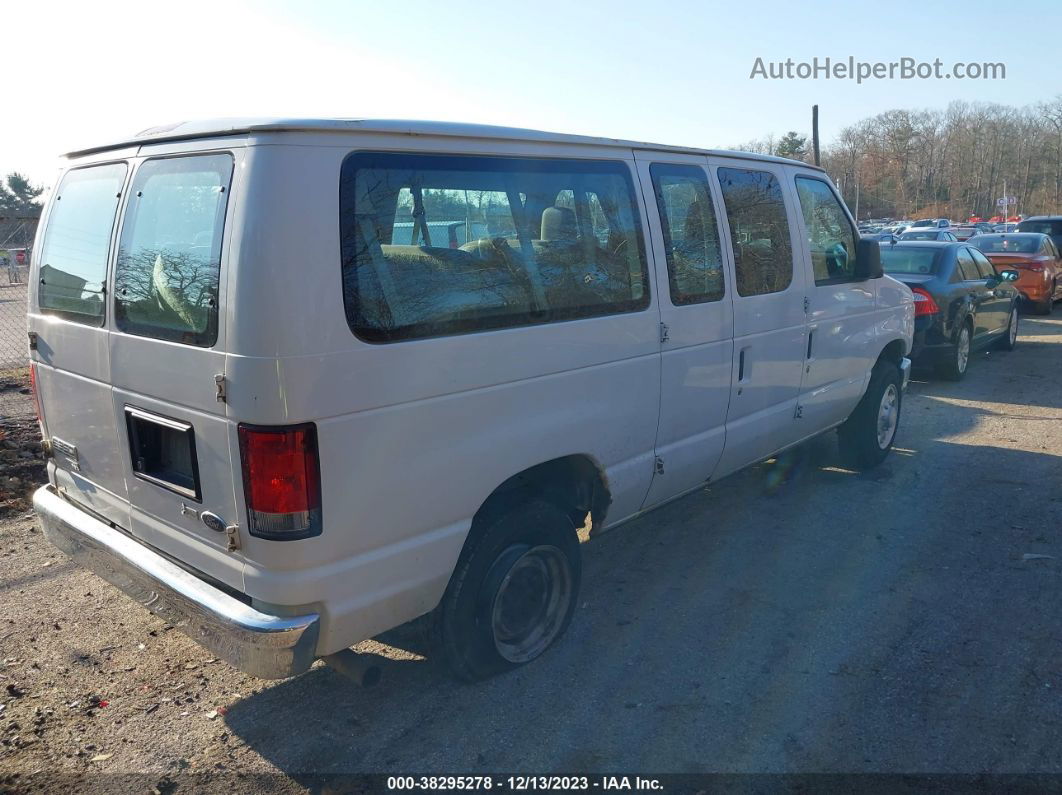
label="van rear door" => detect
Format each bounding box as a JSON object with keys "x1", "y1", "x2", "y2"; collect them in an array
[
  {"x1": 107, "y1": 150, "x2": 244, "y2": 590},
  {"x1": 31, "y1": 160, "x2": 132, "y2": 530}
]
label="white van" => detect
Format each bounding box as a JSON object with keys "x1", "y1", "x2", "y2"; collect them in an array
[{"x1": 28, "y1": 119, "x2": 914, "y2": 682}]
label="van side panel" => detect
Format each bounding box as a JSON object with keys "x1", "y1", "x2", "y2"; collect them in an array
[{"x1": 227, "y1": 143, "x2": 661, "y2": 653}]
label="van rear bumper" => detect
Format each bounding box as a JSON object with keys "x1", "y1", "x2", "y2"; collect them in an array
[{"x1": 34, "y1": 485, "x2": 319, "y2": 680}]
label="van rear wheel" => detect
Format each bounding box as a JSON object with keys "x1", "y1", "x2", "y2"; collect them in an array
[
  {"x1": 432, "y1": 500, "x2": 580, "y2": 681},
  {"x1": 838, "y1": 360, "x2": 902, "y2": 471}
]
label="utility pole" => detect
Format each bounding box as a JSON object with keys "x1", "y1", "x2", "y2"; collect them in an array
[{"x1": 812, "y1": 105, "x2": 821, "y2": 167}]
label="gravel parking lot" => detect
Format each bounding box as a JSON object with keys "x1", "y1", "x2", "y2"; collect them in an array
[{"x1": 1, "y1": 316, "x2": 1060, "y2": 792}]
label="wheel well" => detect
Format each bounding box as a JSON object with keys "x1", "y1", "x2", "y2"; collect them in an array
[
  {"x1": 877, "y1": 338, "x2": 905, "y2": 368},
  {"x1": 475, "y1": 455, "x2": 612, "y2": 533}
]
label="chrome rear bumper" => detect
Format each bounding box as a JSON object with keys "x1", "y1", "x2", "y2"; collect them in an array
[{"x1": 34, "y1": 486, "x2": 319, "y2": 679}]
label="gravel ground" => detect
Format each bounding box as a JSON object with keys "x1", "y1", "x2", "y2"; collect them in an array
[{"x1": 0, "y1": 315, "x2": 1060, "y2": 792}]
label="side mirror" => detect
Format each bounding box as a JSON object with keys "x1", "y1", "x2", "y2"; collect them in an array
[{"x1": 855, "y1": 237, "x2": 884, "y2": 279}]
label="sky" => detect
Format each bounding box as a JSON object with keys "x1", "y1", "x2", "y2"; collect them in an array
[{"x1": 3, "y1": 0, "x2": 1059, "y2": 190}]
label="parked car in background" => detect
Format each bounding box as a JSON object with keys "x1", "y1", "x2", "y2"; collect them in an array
[
  {"x1": 869, "y1": 232, "x2": 899, "y2": 245},
  {"x1": 909, "y1": 218, "x2": 951, "y2": 230},
  {"x1": 880, "y1": 241, "x2": 1020, "y2": 380},
  {"x1": 28, "y1": 118, "x2": 914, "y2": 683},
  {"x1": 993, "y1": 223, "x2": 1019, "y2": 233},
  {"x1": 899, "y1": 229, "x2": 958, "y2": 242},
  {"x1": 968, "y1": 232, "x2": 1062, "y2": 315},
  {"x1": 952, "y1": 225, "x2": 981, "y2": 241},
  {"x1": 1016, "y1": 216, "x2": 1062, "y2": 252}
]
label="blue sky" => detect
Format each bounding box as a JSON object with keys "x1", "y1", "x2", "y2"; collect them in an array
[{"x1": 4, "y1": 0, "x2": 1059, "y2": 187}]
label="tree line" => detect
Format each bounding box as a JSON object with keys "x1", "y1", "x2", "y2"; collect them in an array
[{"x1": 732, "y1": 95, "x2": 1062, "y2": 222}]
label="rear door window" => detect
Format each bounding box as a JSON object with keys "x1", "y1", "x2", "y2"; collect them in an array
[
  {"x1": 114, "y1": 154, "x2": 234, "y2": 346},
  {"x1": 716, "y1": 167, "x2": 793, "y2": 297},
  {"x1": 649, "y1": 163, "x2": 724, "y2": 305},
  {"x1": 38, "y1": 163, "x2": 128, "y2": 325}
]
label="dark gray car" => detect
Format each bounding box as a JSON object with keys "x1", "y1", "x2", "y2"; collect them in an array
[{"x1": 880, "y1": 242, "x2": 1021, "y2": 380}]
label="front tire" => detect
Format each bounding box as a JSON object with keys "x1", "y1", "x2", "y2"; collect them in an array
[
  {"x1": 431, "y1": 500, "x2": 581, "y2": 681},
  {"x1": 838, "y1": 360, "x2": 902, "y2": 470},
  {"x1": 937, "y1": 322, "x2": 972, "y2": 381}
]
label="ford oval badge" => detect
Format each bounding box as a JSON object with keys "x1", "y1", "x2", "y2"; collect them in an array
[{"x1": 201, "y1": 512, "x2": 226, "y2": 533}]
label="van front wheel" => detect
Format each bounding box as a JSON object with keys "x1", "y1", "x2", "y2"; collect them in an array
[
  {"x1": 838, "y1": 360, "x2": 902, "y2": 470},
  {"x1": 432, "y1": 500, "x2": 580, "y2": 681}
]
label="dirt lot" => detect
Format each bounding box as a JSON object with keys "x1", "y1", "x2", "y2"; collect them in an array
[{"x1": 0, "y1": 316, "x2": 1060, "y2": 792}]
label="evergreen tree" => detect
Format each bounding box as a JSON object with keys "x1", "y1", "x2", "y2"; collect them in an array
[
  {"x1": 0, "y1": 173, "x2": 44, "y2": 215},
  {"x1": 775, "y1": 132, "x2": 809, "y2": 161}
]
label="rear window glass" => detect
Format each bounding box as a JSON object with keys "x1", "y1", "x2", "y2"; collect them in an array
[
  {"x1": 339, "y1": 152, "x2": 649, "y2": 342},
  {"x1": 900, "y1": 231, "x2": 940, "y2": 241},
  {"x1": 114, "y1": 154, "x2": 233, "y2": 346},
  {"x1": 1017, "y1": 220, "x2": 1062, "y2": 237},
  {"x1": 38, "y1": 163, "x2": 127, "y2": 325},
  {"x1": 880, "y1": 247, "x2": 940, "y2": 274},
  {"x1": 968, "y1": 234, "x2": 1042, "y2": 254}
]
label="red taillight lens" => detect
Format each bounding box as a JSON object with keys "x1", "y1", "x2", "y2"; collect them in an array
[
  {"x1": 911, "y1": 287, "x2": 940, "y2": 317},
  {"x1": 238, "y1": 423, "x2": 322, "y2": 540}
]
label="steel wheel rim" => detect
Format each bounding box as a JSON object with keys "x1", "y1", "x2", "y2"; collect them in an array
[
  {"x1": 491, "y1": 544, "x2": 572, "y2": 663},
  {"x1": 877, "y1": 383, "x2": 899, "y2": 449},
  {"x1": 957, "y1": 328, "x2": 970, "y2": 373},
  {"x1": 1009, "y1": 310, "x2": 1018, "y2": 346}
]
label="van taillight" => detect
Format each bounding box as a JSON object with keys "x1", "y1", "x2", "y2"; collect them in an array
[
  {"x1": 238, "y1": 423, "x2": 322, "y2": 540},
  {"x1": 910, "y1": 287, "x2": 940, "y2": 317}
]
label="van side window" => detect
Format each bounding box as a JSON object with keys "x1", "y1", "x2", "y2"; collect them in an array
[
  {"x1": 716, "y1": 167, "x2": 793, "y2": 297},
  {"x1": 38, "y1": 163, "x2": 128, "y2": 325},
  {"x1": 114, "y1": 154, "x2": 234, "y2": 347},
  {"x1": 794, "y1": 176, "x2": 857, "y2": 284},
  {"x1": 649, "y1": 163, "x2": 724, "y2": 305},
  {"x1": 339, "y1": 152, "x2": 650, "y2": 342}
]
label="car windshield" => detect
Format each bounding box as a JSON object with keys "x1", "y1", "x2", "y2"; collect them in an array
[
  {"x1": 968, "y1": 234, "x2": 1041, "y2": 253},
  {"x1": 911, "y1": 220, "x2": 934, "y2": 227},
  {"x1": 900, "y1": 231, "x2": 939, "y2": 240},
  {"x1": 880, "y1": 246, "x2": 940, "y2": 274}
]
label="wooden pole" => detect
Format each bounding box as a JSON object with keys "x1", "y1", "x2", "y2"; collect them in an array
[{"x1": 812, "y1": 105, "x2": 821, "y2": 166}]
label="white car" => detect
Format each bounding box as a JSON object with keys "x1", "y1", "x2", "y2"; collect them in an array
[{"x1": 28, "y1": 119, "x2": 914, "y2": 682}]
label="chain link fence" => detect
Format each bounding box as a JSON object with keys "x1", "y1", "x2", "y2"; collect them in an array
[{"x1": 0, "y1": 277, "x2": 32, "y2": 420}]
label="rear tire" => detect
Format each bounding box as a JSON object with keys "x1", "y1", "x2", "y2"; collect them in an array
[
  {"x1": 996, "y1": 306, "x2": 1019, "y2": 351},
  {"x1": 838, "y1": 360, "x2": 902, "y2": 471},
  {"x1": 431, "y1": 500, "x2": 581, "y2": 682},
  {"x1": 937, "y1": 321, "x2": 972, "y2": 381}
]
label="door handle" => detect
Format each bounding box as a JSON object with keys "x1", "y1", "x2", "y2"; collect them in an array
[
  {"x1": 738, "y1": 350, "x2": 745, "y2": 381},
  {"x1": 806, "y1": 330, "x2": 814, "y2": 360}
]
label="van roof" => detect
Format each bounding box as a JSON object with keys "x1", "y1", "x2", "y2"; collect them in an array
[{"x1": 63, "y1": 117, "x2": 824, "y2": 170}]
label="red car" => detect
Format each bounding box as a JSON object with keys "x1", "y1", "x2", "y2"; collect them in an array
[{"x1": 967, "y1": 233, "x2": 1062, "y2": 315}]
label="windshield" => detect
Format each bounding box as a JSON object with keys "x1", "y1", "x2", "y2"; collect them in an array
[
  {"x1": 968, "y1": 234, "x2": 1041, "y2": 253},
  {"x1": 880, "y1": 246, "x2": 941, "y2": 274},
  {"x1": 911, "y1": 220, "x2": 934, "y2": 227},
  {"x1": 900, "y1": 231, "x2": 939, "y2": 240}
]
